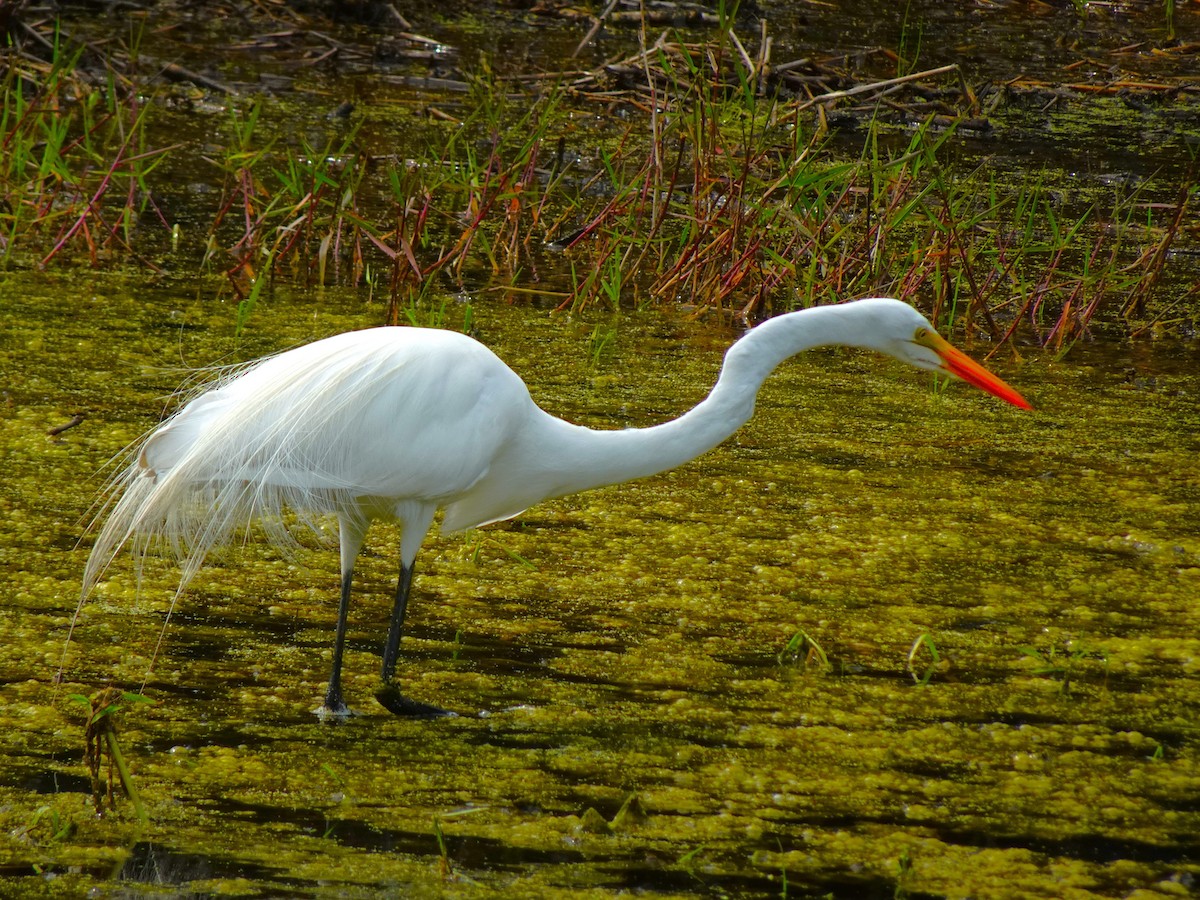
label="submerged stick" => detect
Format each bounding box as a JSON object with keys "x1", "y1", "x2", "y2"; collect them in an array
[
  {"x1": 47, "y1": 413, "x2": 85, "y2": 437},
  {"x1": 796, "y1": 64, "x2": 959, "y2": 110}
]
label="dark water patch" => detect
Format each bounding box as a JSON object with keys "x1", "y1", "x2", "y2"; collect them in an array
[
  {"x1": 465, "y1": 730, "x2": 563, "y2": 752},
  {"x1": 605, "y1": 858, "x2": 942, "y2": 900},
  {"x1": 333, "y1": 820, "x2": 591, "y2": 871},
  {"x1": 435, "y1": 646, "x2": 565, "y2": 676},
  {"x1": 137, "y1": 722, "x2": 305, "y2": 756},
  {"x1": 169, "y1": 635, "x2": 237, "y2": 665},
  {"x1": 1, "y1": 767, "x2": 93, "y2": 795},
  {"x1": 931, "y1": 825, "x2": 1200, "y2": 868},
  {"x1": 890, "y1": 758, "x2": 977, "y2": 781},
  {"x1": 118, "y1": 841, "x2": 298, "y2": 894},
  {"x1": 131, "y1": 678, "x2": 231, "y2": 707},
  {"x1": 207, "y1": 796, "x2": 594, "y2": 871},
  {"x1": 1152, "y1": 793, "x2": 1200, "y2": 813},
  {"x1": 170, "y1": 608, "x2": 308, "y2": 640},
  {"x1": 598, "y1": 862, "x2": 783, "y2": 897}
]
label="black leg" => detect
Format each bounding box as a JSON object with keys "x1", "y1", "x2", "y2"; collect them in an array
[
  {"x1": 380, "y1": 561, "x2": 414, "y2": 683},
  {"x1": 375, "y1": 560, "x2": 452, "y2": 717},
  {"x1": 320, "y1": 569, "x2": 354, "y2": 717}
]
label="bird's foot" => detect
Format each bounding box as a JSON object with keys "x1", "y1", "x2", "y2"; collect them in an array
[
  {"x1": 375, "y1": 683, "x2": 455, "y2": 718},
  {"x1": 314, "y1": 692, "x2": 357, "y2": 721},
  {"x1": 315, "y1": 704, "x2": 357, "y2": 721}
]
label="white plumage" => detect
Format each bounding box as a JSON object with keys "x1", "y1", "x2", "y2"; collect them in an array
[{"x1": 77, "y1": 298, "x2": 1030, "y2": 717}]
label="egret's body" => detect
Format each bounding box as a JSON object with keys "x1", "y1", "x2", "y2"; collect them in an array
[{"x1": 79, "y1": 299, "x2": 1029, "y2": 716}]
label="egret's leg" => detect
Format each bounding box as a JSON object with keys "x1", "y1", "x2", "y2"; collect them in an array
[
  {"x1": 375, "y1": 559, "x2": 452, "y2": 717},
  {"x1": 317, "y1": 515, "x2": 367, "y2": 719},
  {"x1": 380, "y1": 561, "x2": 414, "y2": 683},
  {"x1": 373, "y1": 505, "x2": 449, "y2": 717},
  {"x1": 320, "y1": 569, "x2": 355, "y2": 717}
]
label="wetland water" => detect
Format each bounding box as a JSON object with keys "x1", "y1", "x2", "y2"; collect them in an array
[{"x1": 1, "y1": 273, "x2": 1198, "y2": 897}]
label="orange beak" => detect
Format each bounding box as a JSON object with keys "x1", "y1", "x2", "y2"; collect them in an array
[{"x1": 918, "y1": 332, "x2": 1032, "y2": 410}]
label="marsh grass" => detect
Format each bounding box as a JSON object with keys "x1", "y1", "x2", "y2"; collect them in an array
[
  {"x1": 778, "y1": 628, "x2": 832, "y2": 673},
  {"x1": 71, "y1": 688, "x2": 152, "y2": 826},
  {"x1": 20, "y1": 805, "x2": 75, "y2": 848},
  {"x1": 2, "y1": 16, "x2": 1195, "y2": 344},
  {"x1": 432, "y1": 807, "x2": 488, "y2": 885},
  {"x1": 432, "y1": 815, "x2": 453, "y2": 880},
  {"x1": 906, "y1": 633, "x2": 941, "y2": 685},
  {"x1": 462, "y1": 532, "x2": 538, "y2": 570},
  {"x1": 0, "y1": 39, "x2": 176, "y2": 268},
  {"x1": 1018, "y1": 641, "x2": 1110, "y2": 695}
]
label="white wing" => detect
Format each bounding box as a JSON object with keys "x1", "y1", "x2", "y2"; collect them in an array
[{"x1": 84, "y1": 326, "x2": 535, "y2": 592}]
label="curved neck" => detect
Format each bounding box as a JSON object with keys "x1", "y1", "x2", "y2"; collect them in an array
[{"x1": 536, "y1": 303, "x2": 876, "y2": 496}]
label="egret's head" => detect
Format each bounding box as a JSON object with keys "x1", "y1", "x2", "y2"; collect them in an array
[{"x1": 865, "y1": 299, "x2": 1032, "y2": 410}]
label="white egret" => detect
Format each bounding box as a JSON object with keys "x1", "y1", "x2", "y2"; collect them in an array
[{"x1": 77, "y1": 298, "x2": 1030, "y2": 717}]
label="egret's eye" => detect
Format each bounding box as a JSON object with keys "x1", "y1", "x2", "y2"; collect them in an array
[{"x1": 913, "y1": 327, "x2": 930, "y2": 342}]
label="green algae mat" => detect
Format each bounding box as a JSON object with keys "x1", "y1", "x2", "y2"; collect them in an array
[{"x1": 1, "y1": 275, "x2": 1198, "y2": 898}]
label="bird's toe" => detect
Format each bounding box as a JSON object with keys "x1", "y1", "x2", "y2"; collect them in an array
[{"x1": 375, "y1": 683, "x2": 455, "y2": 718}]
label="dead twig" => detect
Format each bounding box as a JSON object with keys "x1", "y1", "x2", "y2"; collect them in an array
[
  {"x1": 573, "y1": 0, "x2": 619, "y2": 58},
  {"x1": 795, "y1": 64, "x2": 959, "y2": 110},
  {"x1": 47, "y1": 414, "x2": 85, "y2": 437}
]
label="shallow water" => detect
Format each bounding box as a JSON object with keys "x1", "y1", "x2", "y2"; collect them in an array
[{"x1": 1, "y1": 272, "x2": 1199, "y2": 898}]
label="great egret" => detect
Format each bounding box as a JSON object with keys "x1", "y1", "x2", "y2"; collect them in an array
[{"x1": 78, "y1": 298, "x2": 1030, "y2": 717}]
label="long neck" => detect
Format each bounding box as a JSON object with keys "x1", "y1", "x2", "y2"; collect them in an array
[{"x1": 534, "y1": 303, "x2": 876, "y2": 497}]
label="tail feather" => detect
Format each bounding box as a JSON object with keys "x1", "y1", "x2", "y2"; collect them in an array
[
  {"x1": 78, "y1": 328, "x2": 436, "y2": 604},
  {"x1": 79, "y1": 362, "x2": 365, "y2": 603}
]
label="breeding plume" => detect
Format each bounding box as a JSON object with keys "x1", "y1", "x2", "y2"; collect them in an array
[{"x1": 79, "y1": 298, "x2": 1030, "y2": 717}]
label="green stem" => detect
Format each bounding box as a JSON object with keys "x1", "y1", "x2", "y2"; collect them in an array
[{"x1": 105, "y1": 731, "x2": 148, "y2": 826}]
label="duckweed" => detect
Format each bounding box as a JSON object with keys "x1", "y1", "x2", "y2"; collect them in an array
[{"x1": 0, "y1": 273, "x2": 1198, "y2": 897}]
